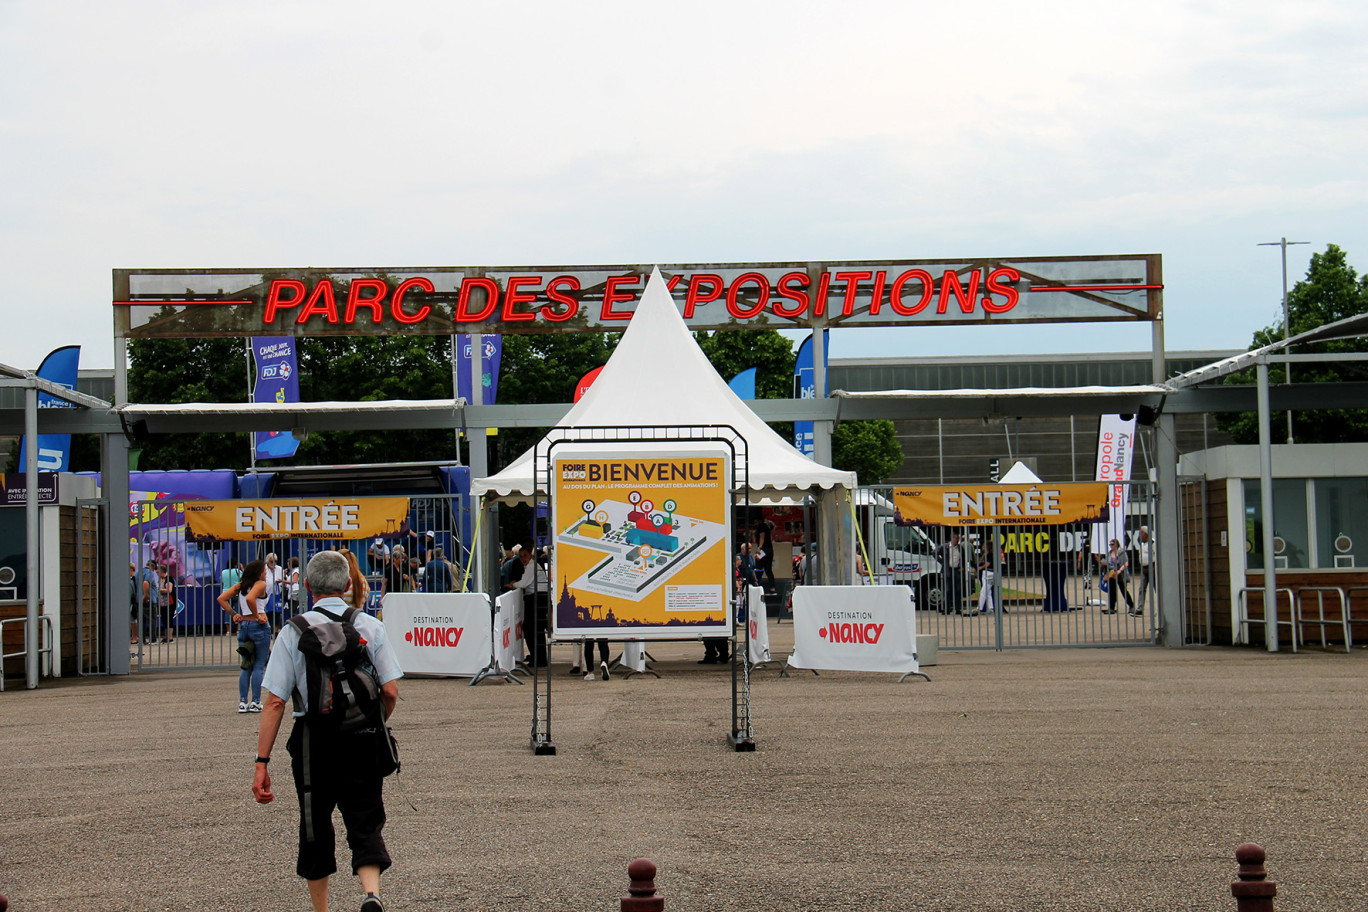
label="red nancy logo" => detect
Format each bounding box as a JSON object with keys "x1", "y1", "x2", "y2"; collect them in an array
[
  {"x1": 405, "y1": 626, "x2": 464, "y2": 647},
  {"x1": 818, "y1": 623, "x2": 885, "y2": 644}
]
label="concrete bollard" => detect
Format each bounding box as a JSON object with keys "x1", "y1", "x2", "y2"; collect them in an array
[
  {"x1": 1231, "y1": 843, "x2": 1277, "y2": 912},
  {"x1": 621, "y1": 858, "x2": 664, "y2": 912}
]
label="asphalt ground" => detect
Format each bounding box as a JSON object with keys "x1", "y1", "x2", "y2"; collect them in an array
[{"x1": 1, "y1": 625, "x2": 1365, "y2": 912}]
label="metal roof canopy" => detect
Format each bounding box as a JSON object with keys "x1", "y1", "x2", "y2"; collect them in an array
[{"x1": 1166, "y1": 311, "x2": 1368, "y2": 653}]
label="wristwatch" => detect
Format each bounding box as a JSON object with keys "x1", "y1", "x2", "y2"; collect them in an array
[{"x1": 255, "y1": 756, "x2": 270, "y2": 765}]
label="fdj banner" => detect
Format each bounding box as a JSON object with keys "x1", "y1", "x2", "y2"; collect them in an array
[
  {"x1": 18, "y1": 345, "x2": 80, "y2": 472},
  {"x1": 892, "y1": 483, "x2": 1111, "y2": 527},
  {"x1": 185, "y1": 497, "x2": 410, "y2": 542},
  {"x1": 551, "y1": 443, "x2": 731, "y2": 639},
  {"x1": 252, "y1": 336, "x2": 301, "y2": 460}
]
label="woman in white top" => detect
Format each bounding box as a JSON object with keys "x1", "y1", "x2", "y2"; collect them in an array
[{"x1": 217, "y1": 559, "x2": 272, "y2": 713}]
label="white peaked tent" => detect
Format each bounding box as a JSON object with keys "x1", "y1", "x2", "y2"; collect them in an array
[
  {"x1": 999, "y1": 461, "x2": 1043, "y2": 484},
  {"x1": 471, "y1": 268, "x2": 857, "y2": 500}
]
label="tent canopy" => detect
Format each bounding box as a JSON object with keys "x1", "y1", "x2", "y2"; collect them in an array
[{"x1": 472, "y1": 268, "x2": 856, "y2": 501}]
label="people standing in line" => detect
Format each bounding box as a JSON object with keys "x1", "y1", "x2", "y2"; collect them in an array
[
  {"x1": 221, "y1": 559, "x2": 244, "y2": 594},
  {"x1": 367, "y1": 537, "x2": 389, "y2": 573},
  {"x1": 508, "y1": 542, "x2": 549, "y2": 667},
  {"x1": 285, "y1": 556, "x2": 302, "y2": 619},
  {"x1": 1136, "y1": 526, "x2": 1153, "y2": 612},
  {"x1": 574, "y1": 638, "x2": 611, "y2": 680},
  {"x1": 253, "y1": 550, "x2": 402, "y2": 912},
  {"x1": 976, "y1": 545, "x2": 1005, "y2": 615},
  {"x1": 500, "y1": 544, "x2": 523, "y2": 588},
  {"x1": 753, "y1": 521, "x2": 775, "y2": 593},
  {"x1": 424, "y1": 548, "x2": 455, "y2": 594},
  {"x1": 934, "y1": 532, "x2": 973, "y2": 614},
  {"x1": 137, "y1": 559, "x2": 158, "y2": 643},
  {"x1": 128, "y1": 563, "x2": 139, "y2": 646},
  {"x1": 264, "y1": 553, "x2": 287, "y2": 630},
  {"x1": 380, "y1": 547, "x2": 412, "y2": 604},
  {"x1": 339, "y1": 549, "x2": 370, "y2": 613},
  {"x1": 157, "y1": 564, "x2": 177, "y2": 644},
  {"x1": 217, "y1": 558, "x2": 272, "y2": 713},
  {"x1": 1103, "y1": 538, "x2": 1137, "y2": 615}
]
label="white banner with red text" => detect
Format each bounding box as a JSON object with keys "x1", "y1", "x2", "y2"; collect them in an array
[
  {"x1": 788, "y1": 586, "x2": 918, "y2": 675},
  {"x1": 746, "y1": 585, "x2": 772, "y2": 664},
  {"x1": 383, "y1": 593, "x2": 492, "y2": 677},
  {"x1": 494, "y1": 590, "x2": 524, "y2": 672},
  {"x1": 1091, "y1": 413, "x2": 1137, "y2": 554}
]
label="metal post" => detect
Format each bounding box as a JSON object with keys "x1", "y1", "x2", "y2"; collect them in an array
[
  {"x1": 1258, "y1": 237, "x2": 1308, "y2": 444},
  {"x1": 102, "y1": 431, "x2": 131, "y2": 675},
  {"x1": 24, "y1": 386, "x2": 40, "y2": 689},
  {"x1": 811, "y1": 325, "x2": 831, "y2": 467},
  {"x1": 1256, "y1": 361, "x2": 1278, "y2": 651}
]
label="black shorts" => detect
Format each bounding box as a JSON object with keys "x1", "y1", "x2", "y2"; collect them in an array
[{"x1": 287, "y1": 723, "x2": 392, "y2": 881}]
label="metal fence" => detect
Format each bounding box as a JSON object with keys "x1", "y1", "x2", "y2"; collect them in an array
[
  {"x1": 856, "y1": 482, "x2": 1158, "y2": 650},
  {"x1": 128, "y1": 494, "x2": 474, "y2": 672}
]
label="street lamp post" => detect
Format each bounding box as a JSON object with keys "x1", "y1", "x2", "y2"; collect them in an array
[{"x1": 1258, "y1": 237, "x2": 1309, "y2": 444}]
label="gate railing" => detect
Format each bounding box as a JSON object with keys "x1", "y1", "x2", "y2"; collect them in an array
[
  {"x1": 129, "y1": 493, "x2": 474, "y2": 672},
  {"x1": 856, "y1": 482, "x2": 1158, "y2": 650}
]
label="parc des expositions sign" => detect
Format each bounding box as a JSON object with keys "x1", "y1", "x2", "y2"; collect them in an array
[{"x1": 112, "y1": 256, "x2": 1161, "y2": 338}]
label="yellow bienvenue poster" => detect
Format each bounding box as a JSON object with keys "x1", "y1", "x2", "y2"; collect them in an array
[{"x1": 551, "y1": 443, "x2": 732, "y2": 639}]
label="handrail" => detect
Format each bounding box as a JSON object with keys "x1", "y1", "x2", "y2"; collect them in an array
[
  {"x1": 1294, "y1": 586, "x2": 1350, "y2": 653},
  {"x1": 0, "y1": 615, "x2": 55, "y2": 691},
  {"x1": 1235, "y1": 586, "x2": 1298, "y2": 653}
]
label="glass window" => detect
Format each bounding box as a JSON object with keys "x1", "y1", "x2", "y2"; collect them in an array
[
  {"x1": 1244, "y1": 479, "x2": 1311, "y2": 569},
  {"x1": 1314, "y1": 478, "x2": 1368, "y2": 569}
]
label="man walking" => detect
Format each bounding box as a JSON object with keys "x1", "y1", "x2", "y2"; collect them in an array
[
  {"x1": 252, "y1": 550, "x2": 403, "y2": 912},
  {"x1": 1136, "y1": 526, "x2": 1154, "y2": 612}
]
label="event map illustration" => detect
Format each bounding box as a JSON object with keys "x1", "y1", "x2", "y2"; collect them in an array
[{"x1": 556, "y1": 493, "x2": 725, "y2": 602}]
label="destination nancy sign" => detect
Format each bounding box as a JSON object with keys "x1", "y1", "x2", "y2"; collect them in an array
[{"x1": 113, "y1": 255, "x2": 1161, "y2": 338}]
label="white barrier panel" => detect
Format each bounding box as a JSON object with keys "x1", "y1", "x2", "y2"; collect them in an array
[
  {"x1": 494, "y1": 591, "x2": 524, "y2": 672},
  {"x1": 383, "y1": 593, "x2": 492, "y2": 677},
  {"x1": 788, "y1": 585, "x2": 918, "y2": 675},
  {"x1": 746, "y1": 585, "x2": 772, "y2": 664},
  {"x1": 622, "y1": 641, "x2": 647, "y2": 673}
]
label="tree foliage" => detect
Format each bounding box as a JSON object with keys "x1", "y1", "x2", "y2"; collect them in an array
[
  {"x1": 1216, "y1": 244, "x2": 1368, "y2": 444},
  {"x1": 832, "y1": 419, "x2": 903, "y2": 485}
]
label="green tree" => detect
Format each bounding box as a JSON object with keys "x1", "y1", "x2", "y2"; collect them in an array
[
  {"x1": 1216, "y1": 244, "x2": 1368, "y2": 444},
  {"x1": 127, "y1": 332, "x2": 254, "y2": 470},
  {"x1": 693, "y1": 328, "x2": 795, "y2": 399},
  {"x1": 832, "y1": 419, "x2": 903, "y2": 485}
]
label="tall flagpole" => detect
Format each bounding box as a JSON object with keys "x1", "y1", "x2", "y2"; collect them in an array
[
  {"x1": 1257, "y1": 237, "x2": 1309, "y2": 444},
  {"x1": 245, "y1": 338, "x2": 256, "y2": 471}
]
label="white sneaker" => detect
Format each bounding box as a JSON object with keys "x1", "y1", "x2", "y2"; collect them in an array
[
  {"x1": 600, "y1": 661, "x2": 611, "y2": 681},
  {"x1": 248, "y1": 702, "x2": 263, "y2": 713},
  {"x1": 238, "y1": 702, "x2": 248, "y2": 714},
  {"x1": 583, "y1": 672, "x2": 596, "y2": 681}
]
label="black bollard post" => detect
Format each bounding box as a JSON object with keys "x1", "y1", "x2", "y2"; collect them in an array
[
  {"x1": 1231, "y1": 843, "x2": 1277, "y2": 912},
  {"x1": 621, "y1": 858, "x2": 664, "y2": 912}
]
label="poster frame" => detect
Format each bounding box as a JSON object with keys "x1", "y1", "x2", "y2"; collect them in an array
[{"x1": 524, "y1": 425, "x2": 754, "y2": 754}]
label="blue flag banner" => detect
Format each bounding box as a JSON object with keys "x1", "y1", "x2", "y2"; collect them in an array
[
  {"x1": 792, "y1": 333, "x2": 826, "y2": 457},
  {"x1": 252, "y1": 337, "x2": 301, "y2": 461},
  {"x1": 728, "y1": 368, "x2": 757, "y2": 400},
  {"x1": 456, "y1": 334, "x2": 502, "y2": 404},
  {"x1": 18, "y1": 345, "x2": 81, "y2": 472}
]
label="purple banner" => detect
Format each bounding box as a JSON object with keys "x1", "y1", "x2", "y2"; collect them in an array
[
  {"x1": 456, "y1": 334, "x2": 501, "y2": 405},
  {"x1": 252, "y1": 337, "x2": 301, "y2": 461}
]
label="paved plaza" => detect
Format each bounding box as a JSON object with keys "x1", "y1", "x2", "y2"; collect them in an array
[{"x1": 2, "y1": 625, "x2": 1365, "y2": 911}]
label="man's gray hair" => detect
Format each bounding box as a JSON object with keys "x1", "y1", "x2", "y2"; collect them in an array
[{"x1": 306, "y1": 550, "x2": 350, "y2": 596}]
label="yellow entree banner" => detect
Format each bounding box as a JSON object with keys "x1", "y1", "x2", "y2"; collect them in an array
[
  {"x1": 892, "y1": 483, "x2": 1110, "y2": 527},
  {"x1": 185, "y1": 497, "x2": 411, "y2": 541}
]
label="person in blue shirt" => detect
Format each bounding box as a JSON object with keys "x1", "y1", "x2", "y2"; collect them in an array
[{"x1": 253, "y1": 550, "x2": 403, "y2": 912}]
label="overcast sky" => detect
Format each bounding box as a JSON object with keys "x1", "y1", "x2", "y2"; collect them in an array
[{"x1": 2, "y1": 0, "x2": 1365, "y2": 378}]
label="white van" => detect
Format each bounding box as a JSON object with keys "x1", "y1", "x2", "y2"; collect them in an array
[{"x1": 854, "y1": 492, "x2": 944, "y2": 612}]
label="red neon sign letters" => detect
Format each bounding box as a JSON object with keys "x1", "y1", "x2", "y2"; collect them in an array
[{"x1": 259, "y1": 267, "x2": 1024, "y2": 328}]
